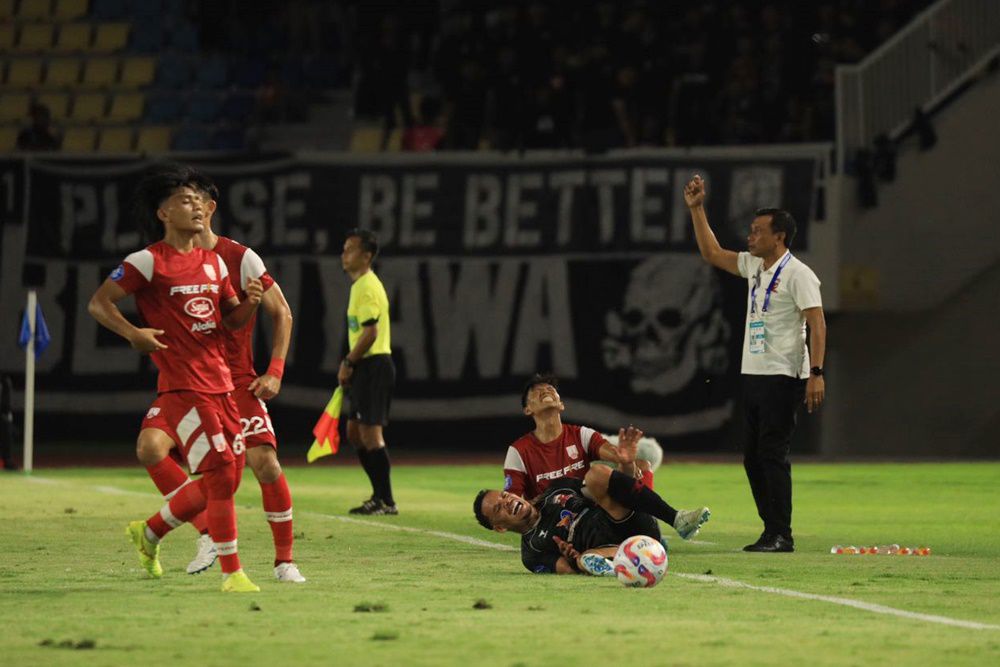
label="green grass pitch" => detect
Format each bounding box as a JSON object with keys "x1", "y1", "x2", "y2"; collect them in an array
[{"x1": 2, "y1": 462, "x2": 999, "y2": 666}]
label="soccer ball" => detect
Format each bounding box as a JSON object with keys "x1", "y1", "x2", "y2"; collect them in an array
[{"x1": 613, "y1": 535, "x2": 668, "y2": 588}]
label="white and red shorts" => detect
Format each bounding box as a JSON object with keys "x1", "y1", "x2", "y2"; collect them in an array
[
  {"x1": 232, "y1": 384, "x2": 278, "y2": 449},
  {"x1": 141, "y1": 391, "x2": 244, "y2": 474}
]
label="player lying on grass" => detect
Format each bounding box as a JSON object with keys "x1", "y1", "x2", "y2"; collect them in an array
[
  {"x1": 503, "y1": 374, "x2": 660, "y2": 500},
  {"x1": 88, "y1": 164, "x2": 262, "y2": 592},
  {"x1": 476, "y1": 426, "x2": 710, "y2": 575}
]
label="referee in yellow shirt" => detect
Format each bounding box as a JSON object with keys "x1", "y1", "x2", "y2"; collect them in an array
[{"x1": 339, "y1": 229, "x2": 397, "y2": 515}]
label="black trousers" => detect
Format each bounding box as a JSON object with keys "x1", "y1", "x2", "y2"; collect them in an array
[{"x1": 742, "y1": 374, "x2": 806, "y2": 539}]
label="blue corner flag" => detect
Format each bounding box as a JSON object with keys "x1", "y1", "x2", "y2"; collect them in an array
[{"x1": 18, "y1": 303, "x2": 51, "y2": 358}]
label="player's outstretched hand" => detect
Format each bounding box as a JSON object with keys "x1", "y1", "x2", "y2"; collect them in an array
[
  {"x1": 616, "y1": 425, "x2": 643, "y2": 464},
  {"x1": 553, "y1": 536, "x2": 580, "y2": 562},
  {"x1": 129, "y1": 328, "x2": 168, "y2": 353},
  {"x1": 245, "y1": 277, "x2": 263, "y2": 305},
  {"x1": 248, "y1": 373, "x2": 281, "y2": 400},
  {"x1": 684, "y1": 174, "x2": 706, "y2": 208}
]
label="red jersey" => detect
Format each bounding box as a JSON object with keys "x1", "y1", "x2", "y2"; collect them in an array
[
  {"x1": 112, "y1": 241, "x2": 236, "y2": 395},
  {"x1": 211, "y1": 236, "x2": 275, "y2": 386},
  {"x1": 503, "y1": 424, "x2": 608, "y2": 500}
]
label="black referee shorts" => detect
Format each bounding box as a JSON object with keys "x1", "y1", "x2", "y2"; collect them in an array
[{"x1": 347, "y1": 354, "x2": 395, "y2": 426}]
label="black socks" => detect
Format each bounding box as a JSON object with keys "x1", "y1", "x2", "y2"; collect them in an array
[{"x1": 607, "y1": 470, "x2": 677, "y2": 525}]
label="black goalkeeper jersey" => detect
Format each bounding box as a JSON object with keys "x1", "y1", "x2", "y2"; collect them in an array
[{"x1": 519, "y1": 478, "x2": 660, "y2": 573}]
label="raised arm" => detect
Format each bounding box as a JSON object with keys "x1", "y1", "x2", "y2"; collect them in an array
[
  {"x1": 88, "y1": 279, "x2": 167, "y2": 353},
  {"x1": 247, "y1": 282, "x2": 293, "y2": 400},
  {"x1": 221, "y1": 277, "x2": 263, "y2": 330},
  {"x1": 684, "y1": 175, "x2": 741, "y2": 276}
]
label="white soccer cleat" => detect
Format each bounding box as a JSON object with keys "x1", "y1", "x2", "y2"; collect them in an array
[
  {"x1": 673, "y1": 507, "x2": 711, "y2": 540},
  {"x1": 274, "y1": 562, "x2": 306, "y2": 583},
  {"x1": 579, "y1": 553, "x2": 616, "y2": 577},
  {"x1": 186, "y1": 533, "x2": 218, "y2": 575}
]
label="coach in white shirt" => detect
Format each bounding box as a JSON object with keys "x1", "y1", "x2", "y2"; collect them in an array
[{"x1": 684, "y1": 174, "x2": 826, "y2": 553}]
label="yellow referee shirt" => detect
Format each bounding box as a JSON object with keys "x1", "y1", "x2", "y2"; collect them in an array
[{"x1": 347, "y1": 271, "x2": 391, "y2": 356}]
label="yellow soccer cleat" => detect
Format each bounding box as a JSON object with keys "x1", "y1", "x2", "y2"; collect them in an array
[
  {"x1": 221, "y1": 570, "x2": 260, "y2": 593},
  {"x1": 125, "y1": 520, "x2": 163, "y2": 579}
]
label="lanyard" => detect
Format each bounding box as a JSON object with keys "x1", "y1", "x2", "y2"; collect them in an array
[{"x1": 750, "y1": 253, "x2": 792, "y2": 315}]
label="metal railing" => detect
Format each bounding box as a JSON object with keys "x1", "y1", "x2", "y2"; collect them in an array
[{"x1": 836, "y1": 0, "x2": 1000, "y2": 171}]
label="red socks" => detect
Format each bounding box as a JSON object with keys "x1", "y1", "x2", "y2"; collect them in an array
[
  {"x1": 261, "y1": 474, "x2": 294, "y2": 565},
  {"x1": 145, "y1": 477, "x2": 207, "y2": 540},
  {"x1": 202, "y1": 462, "x2": 241, "y2": 574},
  {"x1": 145, "y1": 457, "x2": 209, "y2": 534}
]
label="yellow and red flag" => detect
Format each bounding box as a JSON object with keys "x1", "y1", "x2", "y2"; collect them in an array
[{"x1": 307, "y1": 386, "x2": 343, "y2": 463}]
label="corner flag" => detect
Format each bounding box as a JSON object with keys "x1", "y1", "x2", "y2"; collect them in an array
[
  {"x1": 18, "y1": 302, "x2": 50, "y2": 358},
  {"x1": 307, "y1": 386, "x2": 343, "y2": 463}
]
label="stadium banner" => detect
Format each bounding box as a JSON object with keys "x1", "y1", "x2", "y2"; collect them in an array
[{"x1": 0, "y1": 151, "x2": 823, "y2": 450}]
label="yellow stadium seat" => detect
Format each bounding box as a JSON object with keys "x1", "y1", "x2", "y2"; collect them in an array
[
  {"x1": 0, "y1": 125, "x2": 17, "y2": 152},
  {"x1": 54, "y1": 0, "x2": 88, "y2": 21},
  {"x1": 136, "y1": 125, "x2": 170, "y2": 153},
  {"x1": 349, "y1": 125, "x2": 383, "y2": 153},
  {"x1": 92, "y1": 23, "x2": 128, "y2": 53},
  {"x1": 18, "y1": 0, "x2": 51, "y2": 20},
  {"x1": 0, "y1": 0, "x2": 15, "y2": 20},
  {"x1": 6, "y1": 59, "x2": 44, "y2": 87},
  {"x1": 97, "y1": 126, "x2": 133, "y2": 153},
  {"x1": 120, "y1": 57, "x2": 155, "y2": 87},
  {"x1": 0, "y1": 25, "x2": 14, "y2": 51},
  {"x1": 108, "y1": 92, "x2": 142, "y2": 121},
  {"x1": 0, "y1": 93, "x2": 32, "y2": 122},
  {"x1": 82, "y1": 57, "x2": 117, "y2": 87},
  {"x1": 16, "y1": 23, "x2": 55, "y2": 52},
  {"x1": 45, "y1": 58, "x2": 81, "y2": 86},
  {"x1": 37, "y1": 92, "x2": 70, "y2": 119},
  {"x1": 53, "y1": 22, "x2": 90, "y2": 52},
  {"x1": 62, "y1": 126, "x2": 96, "y2": 152},
  {"x1": 71, "y1": 92, "x2": 105, "y2": 121}
]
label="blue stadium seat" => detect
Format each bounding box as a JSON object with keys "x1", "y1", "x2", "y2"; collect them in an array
[
  {"x1": 210, "y1": 127, "x2": 245, "y2": 151},
  {"x1": 145, "y1": 93, "x2": 182, "y2": 123},
  {"x1": 221, "y1": 92, "x2": 255, "y2": 122},
  {"x1": 171, "y1": 125, "x2": 209, "y2": 151},
  {"x1": 187, "y1": 94, "x2": 222, "y2": 123},
  {"x1": 129, "y1": 20, "x2": 161, "y2": 54},
  {"x1": 168, "y1": 23, "x2": 198, "y2": 52},
  {"x1": 91, "y1": 0, "x2": 129, "y2": 20},
  {"x1": 156, "y1": 54, "x2": 190, "y2": 88},
  {"x1": 195, "y1": 56, "x2": 228, "y2": 90}
]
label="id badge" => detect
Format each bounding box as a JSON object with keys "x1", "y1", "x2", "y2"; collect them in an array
[{"x1": 749, "y1": 319, "x2": 766, "y2": 354}]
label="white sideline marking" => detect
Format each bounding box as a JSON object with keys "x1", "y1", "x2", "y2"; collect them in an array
[
  {"x1": 672, "y1": 574, "x2": 1000, "y2": 631},
  {"x1": 20, "y1": 476, "x2": 999, "y2": 631}
]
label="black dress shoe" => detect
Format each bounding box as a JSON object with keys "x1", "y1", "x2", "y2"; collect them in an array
[
  {"x1": 746, "y1": 534, "x2": 795, "y2": 553},
  {"x1": 742, "y1": 532, "x2": 772, "y2": 551}
]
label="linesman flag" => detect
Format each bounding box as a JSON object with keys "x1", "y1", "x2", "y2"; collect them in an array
[
  {"x1": 307, "y1": 386, "x2": 343, "y2": 463},
  {"x1": 18, "y1": 302, "x2": 51, "y2": 358}
]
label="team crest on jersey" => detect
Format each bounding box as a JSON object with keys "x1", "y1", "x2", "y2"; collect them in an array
[
  {"x1": 202, "y1": 263, "x2": 217, "y2": 281},
  {"x1": 553, "y1": 493, "x2": 573, "y2": 507},
  {"x1": 110, "y1": 264, "x2": 125, "y2": 281},
  {"x1": 565, "y1": 444, "x2": 579, "y2": 459},
  {"x1": 184, "y1": 296, "x2": 216, "y2": 319},
  {"x1": 556, "y1": 509, "x2": 575, "y2": 528}
]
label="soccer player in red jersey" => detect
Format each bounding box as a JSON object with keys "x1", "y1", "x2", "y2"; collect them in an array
[
  {"x1": 503, "y1": 373, "x2": 646, "y2": 500},
  {"x1": 88, "y1": 164, "x2": 263, "y2": 592}
]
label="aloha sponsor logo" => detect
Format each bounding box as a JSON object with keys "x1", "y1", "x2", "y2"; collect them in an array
[{"x1": 190, "y1": 320, "x2": 218, "y2": 333}]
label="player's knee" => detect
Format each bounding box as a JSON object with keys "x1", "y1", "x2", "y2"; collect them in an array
[
  {"x1": 136, "y1": 433, "x2": 169, "y2": 466},
  {"x1": 203, "y1": 461, "x2": 237, "y2": 500},
  {"x1": 250, "y1": 450, "x2": 282, "y2": 484}
]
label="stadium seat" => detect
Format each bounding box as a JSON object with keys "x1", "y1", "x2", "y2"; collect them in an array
[
  {"x1": 54, "y1": 23, "x2": 91, "y2": 52},
  {"x1": 15, "y1": 23, "x2": 54, "y2": 52},
  {"x1": 92, "y1": 23, "x2": 129, "y2": 53},
  {"x1": 0, "y1": 125, "x2": 17, "y2": 152},
  {"x1": 172, "y1": 125, "x2": 209, "y2": 151},
  {"x1": 17, "y1": 0, "x2": 51, "y2": 20},
  {"x1": 129, "y1": 15, "x2": 160, "y2": 53},
  {"x1": 0, "y1": 24, "x2": 13, "y2": 51},
  {"x1": 108, "y1": 92, "x2": 143, "y2": 121},
  {"x1": 71, "y1": 92, "x2": 105, "y2": 121},
  {"x1": 91, "y1": 0, "x2": 127, "y2": 20},
  {"x1": 82, "y1": 57, "x2": 118, "y2": 88},
  {"x1": 144, "y1": 93, "x2": 181, "y2": 122},
  {"x1": 37, "y1": 92, "x2": 71, "y2": 119},
  {"x1": 0, "y1": 93, "x2": 31, "y2": 122},
  {"x1": 45, "y1": 58, "x2": 81, "y2": 86},
  {"x1": 195, "y1": 56, "x2": 228, "y2": 90},
  {"x1": 6, "y1": 59, "x2": 44, "y2": 87},
  {"x1": 136, "y1": 125, "x2": 171, "y2": 153},
  {"x1": 54, "y1": 0, "x2": 89, "y2": 22},
  {"x1": 97, "y1": 126, "x2": 133, "y2": 152},
  {"x1": 349, "y1": 126, "x2": 382, "y2": 153},
  {"x1": 157, "y1": 54, "x2": 190, "y2": 89},
  {"x1": 167, "y1": 22, "x2": 198, "y2": 52},
  {"x1": 120, "y1": 57, "x2": 155, "y2": 87},
  {"x1": 0, "y1": 0, "x2": 14, "y2": 20},
  {"x1": 188, "y1": 94, "x2": 222, "y2": 123},
  {"x1": 62, "y1": 125, "x2": 96, "y2": 151}
]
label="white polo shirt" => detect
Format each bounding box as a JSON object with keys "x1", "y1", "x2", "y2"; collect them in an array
[{"x1": 737, "y1": 250, "x2": 822, "y2": 378}]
